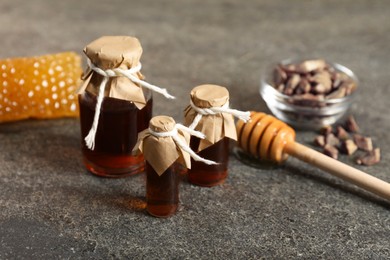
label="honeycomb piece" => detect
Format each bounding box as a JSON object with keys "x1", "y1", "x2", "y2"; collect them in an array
[{"x1": 0, "y1": 52, "x2": 82, "y2": 123}]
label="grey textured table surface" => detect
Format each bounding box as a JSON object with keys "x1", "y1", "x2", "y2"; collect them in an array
[{"x1": 1, "y1": 0, "x2": 389, "y2": 259}]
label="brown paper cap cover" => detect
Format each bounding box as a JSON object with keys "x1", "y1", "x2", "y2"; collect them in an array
[
  {"x1": 149, "y1": 115, "x2": 176, "y2": 133},
  {"x1": 191, "y1": 84, "x2": 229, "y2": 108},
  {"x1": 133, "y1": 116, "x2": 191, "y2": 176},
  {"x1": 184, "y1": 84, "x2": 237, "y2": 151},
  {"x1": 84, "y1": 36, "x2": 143, "y2": 70},
  {"x1": 78, "y1": 36, "x2": 147, "y2": 109}
]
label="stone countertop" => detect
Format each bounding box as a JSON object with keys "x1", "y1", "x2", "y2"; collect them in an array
[{"x1": 0, "y1": 0, "x2": 389, "y2": 259}]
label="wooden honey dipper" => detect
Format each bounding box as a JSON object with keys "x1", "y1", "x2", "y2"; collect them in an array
[{"x1": 236, "y1": 111, "x2": 390, "y2": 201}]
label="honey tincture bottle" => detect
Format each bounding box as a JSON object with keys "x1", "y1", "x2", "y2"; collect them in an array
[
  {"x1": 184, "y1": 84, "x2": 250, "y2": 187},
  {"x1": 133, "y1": 115, "x2": 216, "y2": 217},
  {"x1": 77, "y1": 36, "x2": 174, "y2": 177}
]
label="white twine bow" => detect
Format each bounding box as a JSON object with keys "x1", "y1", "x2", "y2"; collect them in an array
[
  {"x1": 188, "y1": 99, "x2": 251, "y2": 130},
  {"x1": 148, "y1": 123, "x2": 217, "y2": 165},
  {"x1": 84, "y1": 59, "x2": 175, "y2": 150}
]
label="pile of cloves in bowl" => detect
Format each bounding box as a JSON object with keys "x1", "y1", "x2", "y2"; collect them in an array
[{"x1": 273, "y1": 59, "x2": 357, "y2": 105}]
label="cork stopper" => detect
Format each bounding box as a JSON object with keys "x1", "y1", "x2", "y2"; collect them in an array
[
  {"x1": 84, "y1": 36, "x2": 143, "y2": 70},
  {"x1": 191, "y1": 84, "x2": 229, "y2": 108},
  {"x1": 149, "y1": 116, "x2": 176, "y2": 133}
]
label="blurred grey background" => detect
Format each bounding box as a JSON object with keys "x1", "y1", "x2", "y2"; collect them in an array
[{"x1": 0, "y1": 0, "x2": 389, "y2": 259}]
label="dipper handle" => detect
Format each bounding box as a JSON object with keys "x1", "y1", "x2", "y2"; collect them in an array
[{"x1": 237, "y1": 111, "x2": 390, "y2": 201}]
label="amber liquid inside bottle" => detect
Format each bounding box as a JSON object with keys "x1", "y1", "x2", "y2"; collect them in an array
[
  {"x1": 146, "y1": 162, "x2": 179, "y2": 218},
  {"x1": 188, "y1": 137, "x2": 230, "y2": 187},
  {"x1": 79, "y1": 91, "x2": 152, "y2": 177}
]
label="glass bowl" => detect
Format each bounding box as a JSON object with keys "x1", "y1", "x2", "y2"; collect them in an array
[{"x1": 259, "y1": 59, "x2": 358, "y2": 130}]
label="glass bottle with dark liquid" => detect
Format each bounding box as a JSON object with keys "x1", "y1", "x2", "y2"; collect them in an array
[
  {"x1": 77, "y1": 36, "x2": 160, "y2": 178},
  {"x1": 188, "y1": 137, "x2": 230, "y2": 187},
  {"x1": 184, "y1": 84, "x2": 249, "y2": 187},
  {"x1": 79, "y1": 90, "x2": 152, "y2": 177},
  {"x1": 134, "y1": 115, "x2": 200, "y2": 217},
  {"x1": 146, "y1": 161, "x2": 179, "y2": 217}
]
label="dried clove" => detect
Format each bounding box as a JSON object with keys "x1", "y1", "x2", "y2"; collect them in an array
[
  {"x1": 335, "y1": 126, "x2": 349, "y2": 140},
  {"x1": 345, "y1": 115, "x2": 360, "y2": 133},
  {"x1": 297, "y1": 59, "x2": 327, "y2": 73},
  {"x1": 272, "y1": 59, "x2": 357, "y2": 106},
  {"x1": 313, "y1": 115, "x2": 380, "y2": 167},
  {"x1": 340, "y1": 139, "x2": 357, "y2": 155},
  {"x1": 284, "y1": 74, "x2": 301, "y2": 95},
  {"x1": 296, "y1": 78, "x2": 311, "y2": 94},
  {"x1": 326, "y1": 87, "x2": 347, "y2": 99},
  {"x1": 353, "y1": 134, "x2": 373, "y2": 151},
  {"x1": 323, "y1": 144, "x2": 338, "y2": 159},
  {"x1": 314, "y1": 135, "x2": 326, "y2": 147},
  {"x1": 325, "y1": 133, "x2": 340, "y2": 147},
  {"x1": 273, "y1": 66, "x2": 287, "y2": 87},
  {"x1": 320, "y1": 125, "x2": 333, "y2": 135},
  {"x1": 311, "y1": 71, "x2": 332, "y2": 93},
  {"x1": 356, "y1": 148, "x2": 380, "y2": 166}
]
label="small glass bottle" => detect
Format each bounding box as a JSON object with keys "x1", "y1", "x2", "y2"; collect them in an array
[
  {"x1": 184, "y1": 84, "x2": 250, "y2": 187},
  {"x1": 146, "y1": 161, "x2": 180, "y2": 217},
  {"x1": 133, "y1": 115, "x2": 191, "y2": 218},
  {"x1": 78, "y1": 36, "x2": 154, "y2": 177},
  {"x1": 188, "y1": 136, "x2": 230, "y2": 186}
]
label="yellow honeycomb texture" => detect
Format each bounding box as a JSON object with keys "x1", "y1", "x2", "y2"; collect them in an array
[{"x1": 0, "y1": 52, "x2": 82, "y2": 123}]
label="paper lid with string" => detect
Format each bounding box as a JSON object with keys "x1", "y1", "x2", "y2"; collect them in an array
[
  {"x1": 134, "y1": 115, "x2": 217, "y2": 175},
  {"x1": 134, "y1": 116, "x2": 191, "y2": 175},
  {"x1": 184, "y1": 84, "x2": 251, "y2": 152},
  {"x1": 77, "y1": 36, "x2": 147, "y2": 109},
  {"x1": 78, "y1": 36, "x2": 175, "y2": 150}
]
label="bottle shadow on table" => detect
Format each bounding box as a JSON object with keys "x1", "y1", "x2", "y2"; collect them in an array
[
  {"x1": 58, "y1": 181, "x2": 148, "y2": 216},
  {"x1": 0, "y1": 119, "x2": 152, "y2": 217}
]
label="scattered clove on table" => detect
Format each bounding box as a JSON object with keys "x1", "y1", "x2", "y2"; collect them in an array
[
  {"x1": 336, "y1": 126, "x2": 349, "y2": 140},
  {"x1": 325, "y1": 133, "x2": 340, "y2": 147},
  {"x1": 345, "y1": 115, "x2": 360, "y2": 133},
  {"x1": 353, "y1": 134, "x2": 373, "y2": 151},
  {"x1": 340, "y1": 139, "x2": 358, "y2": 155},
  {"x1": 314, "y1": 135, "x2": 326, "y2": 147},
  {"x1": 323, "y1": 144, "x2": 339, "y2": 159},
  {"x1": 313, "y1": 115, "x2": 380, "y2": 166},
  {"x1": 356, "y1": 148, "x2": 381, "y2": 166}
]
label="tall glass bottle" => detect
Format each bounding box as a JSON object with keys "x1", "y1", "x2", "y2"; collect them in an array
[
  {"x1": 184, "y1": 84, "x2": 250, "y2": 187},
  {"x1": 78, "y1": 90, "x2": 152, "y2": 177},
  {"x1": 77, "y1": 36, "x2": 154, "y2": 177},
  {"x1": 133, "y1": 115, "x2": 191, "y2": 217}
]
